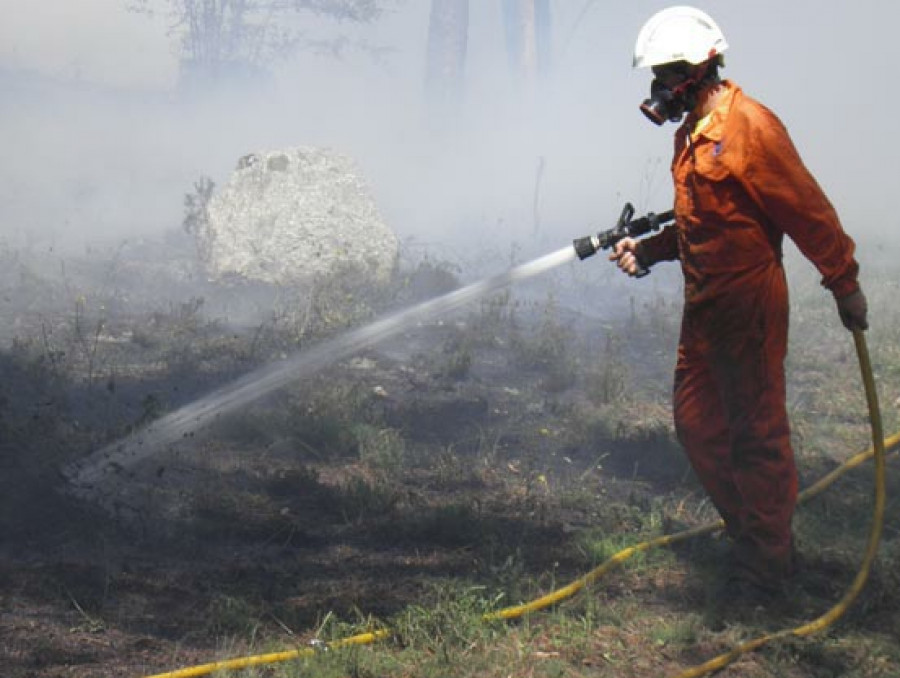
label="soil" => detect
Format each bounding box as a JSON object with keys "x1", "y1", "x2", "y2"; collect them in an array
[
  {"x1": 0, "y1": 237, "x2": 854, "y2": 678},
  {"x1": 0, "y1": 310, "x2": 694, "y2": 677}
]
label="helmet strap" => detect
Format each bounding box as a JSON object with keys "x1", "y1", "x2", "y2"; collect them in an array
[
  {"x1": 676, "y1": 60, "x2": 721, "y2": 116},
  {"x1": 683, "y1": 61, "x2": 718, "y2": 102}
]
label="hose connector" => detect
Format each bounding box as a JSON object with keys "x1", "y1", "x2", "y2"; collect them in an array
[{"x1": 573, "y1": 235, "x2": 600, "y2": 260}]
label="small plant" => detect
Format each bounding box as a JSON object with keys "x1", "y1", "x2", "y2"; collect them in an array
[
  {"x1": 435, "y1": 330, "x2": 473, "y2": 380},
  {"x1": 337, "y1": 473, "x2": 401, "y2": 524},
  {"x1": 182, "y1": 175, "x2": 215, "y2": 237},
  {"x1": 433, "y1": 443, "x2": 483, "y2": 488},
  {"x1": 71, "y1": 295, "x2": 108, "y2": 387},
  {"x1": 278, "y1": 380, "x2": 380, "y2": 460},
  {"x1": 205, "y1": 593, "x2": 257, "y2": 637},
  {"x1": 189, "y1": 489, "x2": 288, "y2": 540},
  {"x1": 394, "y1": 254, "x2": 461, "y2": 303},
  {"x1": 582, "y1": 332, "x2": 631, "y2": 406},
  {"x1": 510, "y1": 295, "x2": 578, "y2": 392},
  {"x1": 67, "y1": 593, "x2": 106, "y2": 634},
  {"x1": 273, "y1": 261, "x2": 395, "y2": 343},
  {"x1": 392, "y1": 583, "x2": 504, "y2": 663},
  {"x1": 466, "y1": 290, "x2": 515, "y2": 347},
  {"x1": 356, "y1": 425, "x2": 406, "y2": 473}
]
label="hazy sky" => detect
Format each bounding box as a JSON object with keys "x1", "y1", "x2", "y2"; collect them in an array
[
  {"x1": 0, "y1": 0, "x2": 173, "y2": 88},
  {"x1": 0, "y1": 1, "x2": 896, "y2": 256}
]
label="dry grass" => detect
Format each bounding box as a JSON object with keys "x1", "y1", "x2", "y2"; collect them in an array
[{"x1": 2, "y1": 238, "x2": 899, "y2": 678}]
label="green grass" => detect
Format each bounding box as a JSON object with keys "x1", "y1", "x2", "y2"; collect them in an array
[
  {"x1": 185, "y1": 260, "x2": 900, "y2": 678},
  {"x1": 8, "y1": 239, "x2": 899, "y2": 678}
]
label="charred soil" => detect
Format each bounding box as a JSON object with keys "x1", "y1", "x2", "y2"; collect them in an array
[{"x1": 2, "y1": 237, "x2": 898, "y2": 678}]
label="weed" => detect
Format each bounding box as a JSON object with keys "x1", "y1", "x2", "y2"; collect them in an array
[
  {"x1": 474, "y1": 426, "x2": 505, "y2": 469},
  {"x1": 270, "y1": 261, "x2": 396, "y2": 344},
  {"x1": 278, "y1": 380, "x2": 381, "y2": 460},
  {"x1": 356, "y1": 425, "x2": 406, "y2": 473},
  {"x1": 183, "y1": 175, "x2": 215, "y2": 238},
  {"x1": 264, "y1": 465, "x2": 322, "y2": 499},
  {"x1": 337, "y1": 474, "x2": 401, "y2": 524},
  {"x1": 466, "y1": 290, "x2": 515, "y2": 347},
  {"x1": 510, "y1": 295, "x2": 578, "y2": 393},
  {"x1": 205, "y1": 593, "x2": 258, "y2": 637},
  {"x1": 67, "y1": 593, "x2": 106, "y2": 634},
  {"x1": 582, "y1": 332, "x2": 631, "y2": 406},
  {"x1": 392, "y1": 502, "x2": 484, "y2": 548},
  {"x1": 648, "y1": 614, "x2": 701, "y2": 647},
  {"x1": 392, "y1": 582, "x2": 504, "y2": 662},
  {"x1": 394, "y1": 254, "x2": 461, "y2": 304},
  {"x1": 4, "y1": 217, "x2": 900, "y2": 678},
  {"x1": 577, "y1": 531, "x2": 650, "y2": 569},
  {"x1": 71, "y1": 295, "x2": 108, "y2": 387},
  {"x1": 435, "y1": 330, "x2": 473, "y2": 380},
  {"x1": 189, "y1": 489, "x2": 289, "y2": 540},
  {"x1": 432, "y1": 444, "x2": 484, "y2": 488}
]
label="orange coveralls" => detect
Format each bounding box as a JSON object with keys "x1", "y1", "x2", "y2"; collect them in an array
[{"x1": 638, "y1": 81, "x2": 860, "y2": 579}]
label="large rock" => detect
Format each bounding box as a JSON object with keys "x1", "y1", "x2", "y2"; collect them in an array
[{"x1": 198, "y1": 147, "x2": 399, "y2": 286}]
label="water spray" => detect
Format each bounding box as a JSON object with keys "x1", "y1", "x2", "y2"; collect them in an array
[
  {"x1": 65, "y1": 246, "x2": 577, "y2": 491},
  {"x1": 67, "y1": 205, "x2": 672, "y2": 493}
]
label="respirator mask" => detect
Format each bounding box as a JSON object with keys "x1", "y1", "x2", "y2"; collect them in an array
[{"x1": 639, "y1": 60, "x2": 716, "y2": 126}]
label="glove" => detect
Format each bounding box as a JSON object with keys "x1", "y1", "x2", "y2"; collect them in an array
[{"x1": 836, "y1": 288, "x2": 868, "y2": 331}]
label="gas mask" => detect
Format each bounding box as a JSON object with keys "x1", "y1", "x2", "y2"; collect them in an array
[
  {"x1": 639, "y1": 61, "x2": 716, "y2": 126},
  {"x1": 640, "y1": 78, "x2": 690, "y2": 125}
]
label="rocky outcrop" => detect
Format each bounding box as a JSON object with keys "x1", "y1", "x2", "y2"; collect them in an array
[{"x1": 197, "y1": 147, "x2": 399, "y2": 286}]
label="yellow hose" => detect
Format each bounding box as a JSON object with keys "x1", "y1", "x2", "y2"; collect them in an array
[
  {"x1": 143, "y1": 330, "x2": 893, "y2": 678},
  {"x1": 483, "y1": 521, "x2": 723, "y2": 621},
  {"x1": 142, "y1": 630, "x2": 389, "y2": 678},
  {"x1": 487, "y1": 330, "x2": 894, "y2": 628},
  {"x1": 482, "y1": 440, "x2": 899, "y2": 622}
]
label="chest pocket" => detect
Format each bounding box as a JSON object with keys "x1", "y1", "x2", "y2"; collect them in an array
[
  {"x1": 685, "y1": 138, "x2": 735, "y2": 217},
  {"x1": 690, "y1": 139, "x2": 729, "y2": 182}
]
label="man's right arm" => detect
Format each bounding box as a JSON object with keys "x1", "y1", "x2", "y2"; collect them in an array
[{"x1": 635, "y1": 223, "x2": 680, "y2": 268}]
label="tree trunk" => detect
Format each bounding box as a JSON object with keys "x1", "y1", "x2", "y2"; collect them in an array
[
  {"x1": 503, "y1": 0, "x2": 551, "y2": 104},
  {"x1": 425, "y1": 0, "x2": 469, "y2": 131}
]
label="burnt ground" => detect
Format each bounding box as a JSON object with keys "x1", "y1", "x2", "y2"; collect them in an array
[{"x1": 1, "y1": 235, "x2": 898, "y2": 677}]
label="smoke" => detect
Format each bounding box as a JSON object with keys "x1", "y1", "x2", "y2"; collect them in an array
[
  {"x1": 0, "y1": 1, "x2": 896, "y2": 261},
  {"x1": 0, "y1": 3, "x2": 634, "y2": 259}
]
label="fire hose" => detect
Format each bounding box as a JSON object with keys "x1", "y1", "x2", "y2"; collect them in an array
[
  {"x1": 484, "y1": 328, "x2": 890, "y2": 678},
  {"x1": 142, "y1": 216, "x2": 891, "y2": 676},
  {"x1": 144, "y1": 410, "x2": 895, "y2": 678}
]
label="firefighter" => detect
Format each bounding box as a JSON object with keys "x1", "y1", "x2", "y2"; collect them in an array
[{"x1": 609, "y1": 6, "x2": 869, "y2": 596}]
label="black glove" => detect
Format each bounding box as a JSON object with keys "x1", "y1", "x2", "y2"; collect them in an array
[{"x1": 836, "y1": 289, "x2": 868, "y2": 331}]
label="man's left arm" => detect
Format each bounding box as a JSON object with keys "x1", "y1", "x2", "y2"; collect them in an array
[{"x1": 736, "y1": 107, "x2": 867, "y2": 329}]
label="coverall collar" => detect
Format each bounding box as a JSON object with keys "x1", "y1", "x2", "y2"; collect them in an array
[{"x1": 684, "y1": 80, "x2": 738, "y2": 143}]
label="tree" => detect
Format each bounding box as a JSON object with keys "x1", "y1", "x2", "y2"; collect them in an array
[
  {"x1": 502, "y1": 0, "x2": 551, "y2": 104},
  {"x1": 424, "y1": 0, "x2": 469, "y2": 130},
  {"x1": 128, "y1": 0, "x2": 386, "y2": 89}
]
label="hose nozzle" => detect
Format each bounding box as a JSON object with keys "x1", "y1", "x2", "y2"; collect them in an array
[
  {"x1": 573, "y1": 204, "x2": 674, "y2": 263},
  {"x1": 573, "y1": 235, "x2": 600, "y2": 260}
]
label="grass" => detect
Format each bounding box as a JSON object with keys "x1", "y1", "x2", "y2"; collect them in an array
[
  {"x1": 4, "y1": 238, "x2": 900, "y2": 678},
  {"x1": 169, "y1": 258, "x2": 900, "y2": 678}
]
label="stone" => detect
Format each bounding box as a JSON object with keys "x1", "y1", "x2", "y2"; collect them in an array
[{"x1": 197, "y1": 147, "x2": 399, "y2": 286}]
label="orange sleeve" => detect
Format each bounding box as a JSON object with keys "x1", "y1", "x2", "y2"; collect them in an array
[
  {"x1": 735, "y1": 104, "x2": 859, "y2": 298},
  {"x1": 637, "y1": 223, "x2": 679, "y2": 267}
]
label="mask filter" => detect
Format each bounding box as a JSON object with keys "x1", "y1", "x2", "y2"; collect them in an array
[{"x1": 640, "y1": 79, "x2": 687, "y2": 126}]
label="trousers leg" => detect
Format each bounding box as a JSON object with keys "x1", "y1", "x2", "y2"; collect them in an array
[
  {"x1": 675, "y1": 272, "x2": 797, "y2": 580},
  {"x1": 673, "y1": 335, "x2": 742, "y2": 538},
  {"x1": 712, "y1": 299, "x2": 796, "y2": 579}
]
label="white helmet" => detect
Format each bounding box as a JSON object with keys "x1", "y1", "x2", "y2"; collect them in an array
[{"x1": 633, "y1": 6, "x2": 728, "y2": 69}]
